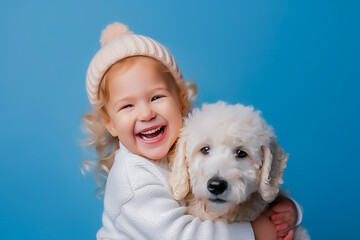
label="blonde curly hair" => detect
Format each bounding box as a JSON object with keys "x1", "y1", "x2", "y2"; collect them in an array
[{"x1": 83, "y1": 56, "x2": 197, "y2": 193}]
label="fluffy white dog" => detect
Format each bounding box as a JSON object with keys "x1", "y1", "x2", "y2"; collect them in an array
[{"x1": 169, "y1": 102, "x2": 309, "y2": 239}]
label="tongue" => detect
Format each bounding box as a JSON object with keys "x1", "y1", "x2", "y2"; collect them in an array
[{"x1": 143, "y1": 131, "x2": 160, "y2": 139}]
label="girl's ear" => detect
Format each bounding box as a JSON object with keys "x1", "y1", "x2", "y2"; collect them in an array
[
  {"x1": 101, "y1": 111, "x2": 118, "y2": 137},
  {"x1": 169, "y1": 132, "x2": 190, "y2": 200}
]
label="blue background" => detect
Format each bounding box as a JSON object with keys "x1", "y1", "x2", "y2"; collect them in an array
[{"x1": 1, "y1": 0, "x2": 359, "y2": 239}]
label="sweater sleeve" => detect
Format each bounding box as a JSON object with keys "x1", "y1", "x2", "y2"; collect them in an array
[
  {"x1": 116, "y1": 180, "x2": 254, "y2": 240},
  {"x1": 290, "y1": 197, "x2": 303, "y2": 226},
  {"x1": 97, "y1": 152, "x2": 255, "y2": 240}
]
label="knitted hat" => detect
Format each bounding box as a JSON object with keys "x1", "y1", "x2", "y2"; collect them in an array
[{"x1": 86, "y1": 22, "x2": 183, "y2": 107}]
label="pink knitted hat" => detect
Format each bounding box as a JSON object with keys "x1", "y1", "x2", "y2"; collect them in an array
[{"x1": 86, "y1": 22, "x2": 184, "y2": 107}]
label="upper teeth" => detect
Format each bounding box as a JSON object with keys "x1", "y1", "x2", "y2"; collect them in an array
[{"x1": 140, "y1": 127, "x2": 161, "y2": 135}]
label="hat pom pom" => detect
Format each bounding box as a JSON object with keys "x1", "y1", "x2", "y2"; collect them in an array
[{"x1": 100, "y1": 22, "x2": 132, "y2": 46}]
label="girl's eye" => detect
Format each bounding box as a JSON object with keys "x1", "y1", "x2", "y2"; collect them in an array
[
  {"x1": 236, "y1": 149, "x2": 247, "y2": 158},
  {"x1": 200, "y1": 146, "x2": 210, "y2": 155},
  {"x1": 152, "y1": 95, "x2": 163, "y2": 101},
  {"x1": 120, "y1": 104, "x2": 133, "y2": 111}
]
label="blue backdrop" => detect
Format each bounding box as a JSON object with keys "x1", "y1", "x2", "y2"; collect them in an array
[{"x1": 1, "y1": 0, "x2": 359, "y2": 239}]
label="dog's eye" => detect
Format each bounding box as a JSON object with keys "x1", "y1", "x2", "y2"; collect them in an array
[
  {"x1": 201, "y1": 146, "x2": 210, "y2": 155},
  {"x1": 236, "y1": 149, "x2": 247, "y2": 158}
]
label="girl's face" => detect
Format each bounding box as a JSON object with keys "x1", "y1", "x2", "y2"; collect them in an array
[{"x1": 103, "y1": 58, "x2": 183, "y2": 160}]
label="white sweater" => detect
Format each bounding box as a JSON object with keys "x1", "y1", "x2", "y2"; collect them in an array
[{"x1": 97, "y1": 143, "x2": 255, "y2": 240}]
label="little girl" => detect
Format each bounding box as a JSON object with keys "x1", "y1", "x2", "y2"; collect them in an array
[{"x1": 84, "y1": 22, "x2": 301, "y2": 240}]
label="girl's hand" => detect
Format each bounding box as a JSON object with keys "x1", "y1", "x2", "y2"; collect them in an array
[{"x1": 269, "y1": 197, "x2": 297, "y2": 240}]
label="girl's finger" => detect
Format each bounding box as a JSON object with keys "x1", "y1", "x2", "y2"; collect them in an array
[
  {"x1": 284, "y1": 229, "x2": 294, "y2": 240},
  {"x1": 277, "y1": 230, "x2": 288, "y2": 237},
  {"x1": 271, "y1": 213, "x2": 286, "y2": 224},
  {"x1": 276, "y1": 222, "x2": 290, "y2": 232}
]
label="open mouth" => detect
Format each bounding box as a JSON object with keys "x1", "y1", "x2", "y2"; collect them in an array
[
  {"x1": 137, "y1": 126, "x2": 165, "y2": 142},
  {"x1": 209, "y1": 198, "x2": 227, "y2": 204}
]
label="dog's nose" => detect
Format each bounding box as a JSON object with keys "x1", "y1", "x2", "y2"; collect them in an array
[{"x1": 207, "y1": 177, "x2": 228, "y2": 195}]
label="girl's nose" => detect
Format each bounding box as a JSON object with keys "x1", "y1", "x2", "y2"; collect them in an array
[{"x1": 138, "y1": 105, "x2": 156, "y2": 121}]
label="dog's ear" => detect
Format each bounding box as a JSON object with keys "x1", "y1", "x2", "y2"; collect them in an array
[
  {"x1": 169, "y1": 133, "x2": 190, "y2": 200},
  {"x1": 259, "y1": 143, "x2": 288, "y2": 202}
]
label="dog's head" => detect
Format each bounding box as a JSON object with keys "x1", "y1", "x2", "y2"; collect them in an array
[{"x1": 169, "y1": 101, "x2": 288, "y2": 217}]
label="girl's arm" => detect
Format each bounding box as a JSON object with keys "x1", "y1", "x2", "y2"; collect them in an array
[
  {"x1": 116, "y1": 181, "x2": 255, "y2": 240},
  {"x1": 97, "y1": 153, "x2": 255, "y2": 240},
  {"x1": 251, "y1": 210, "x2": 278, "y2": 240},
  {"x1": 97, "y1": 151, "x2": 281, "y2": 240}
]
